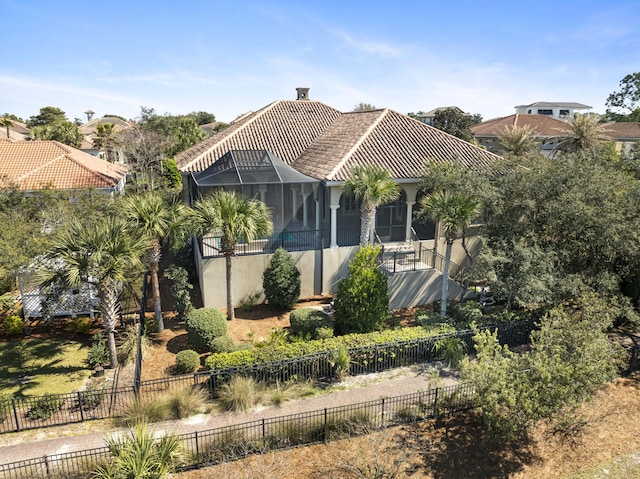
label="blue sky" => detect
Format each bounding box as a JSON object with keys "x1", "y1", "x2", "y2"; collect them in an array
[{"x1": 2, "y1": 0, "x2": 639, "y2": 124}]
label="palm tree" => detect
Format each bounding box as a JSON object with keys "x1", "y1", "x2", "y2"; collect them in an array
[
  {"x1": 420, "y1": 191, "x2": 479, "y2": 317},
  {"x1": 345, "y1": 165, "x2": 400, "y2": 245},
  {"x1": 122, "y1": 192, "x2": 187, "y2": 333},
  {"x1": 93, "y1": 123, "x2": 121, "y2": 163},
  {"x1": 498, "y1": 124, "x2": 539, "y2": 156},
  {"x1": 0, "y1": 115, "x2": 13, "y2": 139},
  {"x1": 190, "y1": 190, "x2": 272, "y2": 321},
  {"x1": 41, "y1": 217, "x2": 149, "y2": 368},
  {"x1": 93, "y1": 422, "x2": 183, "y2": 479},
  {"x1": 555, "y1": 114, "x2": 611, "y2": 154}
]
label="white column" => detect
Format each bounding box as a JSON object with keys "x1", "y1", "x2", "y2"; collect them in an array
[
  {"x1": 405, "y1": 201, "x2": 415, "y2": 241},
  {"x1": 258, "y1": 185, "x2": 267, "y2": 203},
  {"x1": 330, "y1": 205, "x2": 339, "y2": 247}
]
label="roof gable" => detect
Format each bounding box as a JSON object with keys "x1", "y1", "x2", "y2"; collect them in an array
[
  {"x1": 175, "y1": 100, "x2": 342, "y2": 172},
  {"x1": 0, "y1": 140, "x2": 127, "y2": 190},
  {"x1": 292, "y1": 109, "x2": 502, "y2": 181}
]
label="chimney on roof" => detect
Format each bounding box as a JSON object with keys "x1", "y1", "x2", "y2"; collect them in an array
[
  {"x1": 84, "y1": 110, "x2": 95, "y2": 122},
  {"x1": 296, "y1": 88, "x2": 310, "y2": 101}
]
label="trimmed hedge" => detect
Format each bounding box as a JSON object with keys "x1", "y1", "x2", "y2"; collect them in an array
[
  {"x1": 175, "y1": 349, "x2": 200, "y2": 373},
  {"x1": 185, "y1": 308, "x2": 227, "y2": 353},
  {"x1": 205, "y1": 323, "x2": 455, "y2": 370},
  {"x1": 289, "y1": 307, "x2": 333, "y2": 339}
]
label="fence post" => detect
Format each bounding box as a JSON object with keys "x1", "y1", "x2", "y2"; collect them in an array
[
  {"x1": 77, "y1": 392, "x2": 84, "y2": 422},
  {"x1": 433, "y1": 387, "x2": 440, "y2": 417},
  {"x1": 262, "y1": 418, "x2": 266, "y2": 448},
  {"x1": 381, "y1": 397, "x2": 385, "y2": 428},
  {"x1": 44, "y1": 455, "x2": 51, "y2": 479},
  {"x1": 11, "y1": 398, "x2": 20, "y2": 432},
  {"x1": 323, "y1": 408, "x2": 328, "y2": 444},
  {"x1": 195, "y1": 431, "x2": 200, "y2": 468}
]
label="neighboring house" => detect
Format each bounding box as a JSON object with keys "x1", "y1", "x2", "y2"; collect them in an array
[
  {"x1": 175, "y1": 90, "x2": 502, "y2": 309},
  {"x1": 416, "y1": 106, "x2": 467, "y2": 126},
  {"x1": 514, "y1": 101, "x2": 591, "y2": 121},
  {"x1": 1, "y1": 120, "x2": 30, "y2": 141},
  {"x1": 604, "y1": 122, "x2": 640, "y2": 153},
  {"x1": 471, "y1": 114, "x2": 568, "y2": 154},
  {"x1": 79, "y1": 116, "x2": 130, "y2": 162},
  {"x1": 0, "y1": 139, "x2": 127, "y2": 193}
]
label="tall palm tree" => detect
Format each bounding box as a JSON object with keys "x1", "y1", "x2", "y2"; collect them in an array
[
  {"x1": 0, "y1": 115, "x2": 13, "y2": 139},
  {"x1": 122, "y1": 192, "x2": 188, "y2": 333},
  {"x1": 93, "y1": 123, "x2": 121, "y2": 163},
  {"x1": 555, "y1": 114, "x2": 611, "y2": 154},
  {"x1": 345, "y1": 165, "x2": 400, "y2": 244},
  {"x1": 41, "y1": 217, "x2": 149, "y2": 368},
  {"x1": 190, "y1": 190, "x2": 272, "y2": 321},
  {"x1": 420, "y1": 191, "x2": 479, "y2": 317}
]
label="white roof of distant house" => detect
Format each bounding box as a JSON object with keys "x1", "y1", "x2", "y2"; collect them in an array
[{"x1": 514, "y1": 101, "x2": 592, "y2": 109}]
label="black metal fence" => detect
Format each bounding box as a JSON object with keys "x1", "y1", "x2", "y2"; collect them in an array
[
  {"x1": 0, "y1": 320, "x2": 534, "y2": 435},
  {"x1": 0, "y1": 382, "x2": 476, "y2": 478}
]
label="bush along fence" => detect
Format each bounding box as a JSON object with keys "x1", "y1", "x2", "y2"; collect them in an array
[
  {"x1": 0, "y1": 382, "x2": 476, "y2": 479},
  {"x1": 0, "y1": 320, "x2": 534, "y2": 435}
]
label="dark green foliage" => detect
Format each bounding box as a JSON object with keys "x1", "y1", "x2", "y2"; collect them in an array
[
  {"x1": 461, "y1": 293, "x2": 625, "y2": 441},
  {"x1": 162, "y1": 158, "x2": 182, "y2": 189},
  {"x1": 446, "y1": 301, "x2": 483, "y2": 324},
  {"x1": 262, "y1": 248, "x2": 301, "y2": 309},
  {"x1": 432, "y1": 107, "x2": 482, "y2": 142},
  {"x1": 175, "y1": 349, "x2": 201, "y2": 373},
  {"x1": 289, "y1": 307, "x2": 333, "y2": 339},
  {"x1": 164, "y1": 265, "x2": 194, "y2": 322},
  {"x1": 3, "y1": 315, "x2": 23, "y2": 336},
  {"x1": 185, "y1": 307, "x2": 228, "y2": 353},
  {"x1": 26, "y1": 395, "x2": 64, "y2": 420},
  {"x1": 209, "y1": 335, "x2": 235, "y2": 354},
  {"x1": 77, "y1": 385, "x2": 107, "y2": 410},
  {"x1": 334, "y1": 245, "x2": 389, "y2": 335}
]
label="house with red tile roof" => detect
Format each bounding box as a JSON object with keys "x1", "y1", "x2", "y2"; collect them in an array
[
  {"x1": 176, "y1": 90, "x2": 502, "y2": 309},
  {"x1": 0, "y1": 139, "x2": 127, "y2": 193},
  {"x1": 471, "y1": 114, "x2": 569, "y2": 154}
]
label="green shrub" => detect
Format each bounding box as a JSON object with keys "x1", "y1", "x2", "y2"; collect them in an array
[
  {"x1": 316, "y1": 326, "x2": 334, "y2": 339},
  {"x1": 26, "y1": 395, "x2": 64, "y2": 420},
  {"x1": 205, "y1": 323, "x2": 456, "y2": 370},
  {"x1": 87, "y1": 334, "x2": 109, "y2": 369},
  {"x1": 164, "y1": 265, "x2": 194, "y2": 323},
  {"x1": 330, "y1": 347, "x2": 350, "y2": 380},
  {"x1": 67, "y1": 316, "x2": 91, "y2": 334},
  {"x1": 432, "y1": 336, "x2": 468, "y2": 368},
  {"x1": 175, "y1": 349, "x2": 200, "y2": 374},
  {"x1": 162, "y1": 157, "x2": 182, "y2": 189},
  {"x1": 209, "y1": 335, "x2": 235, "y2": 354},
  {"x1": 118, "y1": 396, "x2": 169, "y2": 426},
  {"x1": 77, "y1": 386, "x2": 107, "y2": 410},
  {"x1": 289, "y1": 307, "x2": 333, "y2": 339},
  {"x1": 185, "y1": 307, "x2": 227, "y2": 353},
  {"x1": 334, "y1": 245, "x2": 389, "y2": 335},
  {"x1": 446, "y1": 301, "x2": 483, "y2": 324},
  {"x1": 416, "y1": 311, "x2": 447, "y2": 327},
  {"x1": 3, "y1": 314, "x2": 23, "y2": 336},
  {"x1": 263, "y1": 248, "x2": 301, "y2": 309}
]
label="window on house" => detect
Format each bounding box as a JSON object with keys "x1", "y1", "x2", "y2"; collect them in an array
[
  {"x1": 342, "y1": 192, "x2": 360, "y2": 215},
  {"x1": 537, "y1": 109, "x2": 553, "y2": 116},
  {"x1": 527, "y1": 109, "x2": 532, "y2": 114},
  {"x1": 559, "y1": 109, "x2": 570, "y2": 118}
]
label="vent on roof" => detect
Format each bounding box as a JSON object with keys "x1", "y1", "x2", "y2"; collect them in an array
[{"x1": 296, "y1": 88, "x2": 310, "y2": 100}]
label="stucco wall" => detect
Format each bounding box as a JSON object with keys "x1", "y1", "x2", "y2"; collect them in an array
[
  {"x1": 198, "y1": 249, "x2": 320, "y2": 309},
  {"x1": 388, "y1": 269, "x2": 464, "y2": 309}
]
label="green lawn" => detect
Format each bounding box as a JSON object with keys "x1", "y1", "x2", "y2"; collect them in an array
[{"x1": 0, "y1": 337, "x2": 91, "y2": 397}]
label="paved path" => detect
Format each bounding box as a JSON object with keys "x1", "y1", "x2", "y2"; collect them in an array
[{"x1": 0, "y1": 365, "x2": 458, "y2": 465}]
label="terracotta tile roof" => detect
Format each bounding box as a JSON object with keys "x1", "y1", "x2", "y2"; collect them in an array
[
  {"x1": 0, "y1": 140, "x2": 127, "y2": 190},
  {"x1": 292, "y1": 109, "x2": 502, "y2": 181},
  {"x1": 177, "y1": 99, "x2": 501, "y2": 180},
  {"x1": 175, "y1": 100, "x2": 343, "y2": 172},
  {"x1": 603, "y1": 122, "x2": 640, "y2": 140},
  {"x1": 471, "y1": 114, "x2": 568, "y2": 138}
]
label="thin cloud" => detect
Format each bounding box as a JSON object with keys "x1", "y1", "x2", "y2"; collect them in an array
[{"x1": 332, "y1": 29, "x2": 402, "y2": 57}]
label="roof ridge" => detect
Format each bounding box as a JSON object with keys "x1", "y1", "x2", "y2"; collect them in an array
[
  {"x1": 180, "y1": 100, "x2": 281, "y2": 171},
  {"x1": 15, "y1": 152, "x2": 67, "y2": 183},
  {"x1": 327, "y1": 109, "x2": 389, "y2": 180}
]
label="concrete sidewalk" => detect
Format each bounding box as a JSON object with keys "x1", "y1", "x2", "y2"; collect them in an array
[{"x1": 0, "y1": 364, "x2": 458, "y2": 465}]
